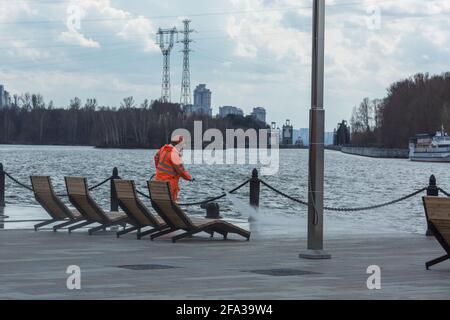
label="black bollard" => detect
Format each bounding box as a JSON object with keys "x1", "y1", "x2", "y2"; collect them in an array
[
  {"x1": 425, "y1": 175, "x2": 439, "y2": 236},
  {"x1": 110, "y1": 167, "x2": 119, "y2": 212},
  {"x1": 202, "y1": 202, "x2": 221, "y2": 219},
  {"x1": 0, "y1": 163, "x2": 5, "y2": 208},
  {"x1": 250, "y1": 168, "x2": 260, "y2": 208}
]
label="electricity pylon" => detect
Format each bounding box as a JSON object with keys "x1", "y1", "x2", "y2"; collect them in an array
[{"x1": 156, "y1": 27, "x2": 177, "y2": 103}]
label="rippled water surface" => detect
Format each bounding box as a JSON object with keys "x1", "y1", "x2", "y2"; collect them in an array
[{"x1": 2, "y1": 144, "x2": 450, "y2": 234}]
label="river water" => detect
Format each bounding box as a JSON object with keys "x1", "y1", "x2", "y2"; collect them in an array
[{"x1": 1, "y1": 144, "x2": 449, "y2": 235}]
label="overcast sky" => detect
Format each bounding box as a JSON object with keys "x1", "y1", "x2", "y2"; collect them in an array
[{"x1": 1, "y1": 0, "x2": 449, "y2": 130}]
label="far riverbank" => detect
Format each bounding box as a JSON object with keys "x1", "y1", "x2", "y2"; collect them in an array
[{"x1": 336, "y1": 146, "x2": 409, "y2": 159}]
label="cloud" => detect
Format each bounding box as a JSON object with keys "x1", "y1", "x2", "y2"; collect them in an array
[
  {"x1": 60, "y1": 0, "x2": 159, "y2": 52},
  {"x1": 116, "y1": 16, "x2": 159, "y2": 52},
  {"x1": 226, "y1": 0, "x2": 311, "y2": 64},
  {"x1": 2, "y1": 0, "x2": 450, "y2": 131},
  {"x1": 225, "y1": 0, "x2": 450, "y2": 83},
  {"x1": 2, "y1": 69, "x2": 159, "y2": 106},
  {"x1": 222, "y1": 0, "x2": 450, "y2": 128},
  {"x1": 0, "y1": 1, "x2": 36, "y2": 20},
  {"x1": 58, "y1": 31, "x2": 101, "y2": 48},
  {"x1": 372, "y1": 0, "x2": 450, "y2": 15},
  {"x1": 6, "y1": 41, "x2": 50, "y2": 60}
]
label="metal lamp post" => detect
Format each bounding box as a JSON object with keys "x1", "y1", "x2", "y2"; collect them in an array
[{"x1": 299, "y1": 0, "x2": 331, "y2": 260}]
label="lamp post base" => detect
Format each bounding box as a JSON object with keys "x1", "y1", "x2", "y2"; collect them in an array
[{"x1": 299, "y1": 250, "x2": 331, "y2": 260}]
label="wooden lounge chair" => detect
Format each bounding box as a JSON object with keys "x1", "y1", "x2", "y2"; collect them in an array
[
  {"x1": 113, "y1": 179, "x2": 169, "y2": 239},
  {"x1": 147, "y1": 180, "x2": 251, "y2": 243},
  {"x1": 30, "y1": 176, "x2": 84, "y2": 231},
  {"x1": 65, "y1": 177, "x2": 129, "y2": 235},
  {"x1": 422, "y1": 196, "x2": 450, "y2": 269}
]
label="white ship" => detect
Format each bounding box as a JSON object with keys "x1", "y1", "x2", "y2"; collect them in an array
[{"x1": 409, "y1": 126, "x2": 450, "y2": 162}]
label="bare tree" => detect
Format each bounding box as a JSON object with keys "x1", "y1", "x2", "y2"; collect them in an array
[
  {"x1": 120, "y1": 96, "x2": 135, "y2": 109},
  {"x1": 20, "y1": 93, "x2": 32, "y2": 110},
  {"x1": 69, "y1": 97, "x2": 82, "y2": 110},
  {"x1": 84, "y1": 98, "x2": 97, "y2": 110}
]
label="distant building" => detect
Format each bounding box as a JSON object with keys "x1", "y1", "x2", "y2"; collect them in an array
[
  {"x1": 298, "y1": 128, "x2": 310, "y2": 147},
  {"x1": 270, "y1": 122, "x2": 276, "y2": 131},
  {"x1": 292, "y1": 129, "x2": 304, "y2": 146},
  {"x1": 334, "y1": 120, "x2": 351, "y2": 146},
  {"x1": 251, "y1": 107, "x2": 266, "y2": 124},
  {"x1": 324, "y1": 132, "x2": 334, "y2": 146},
  {"x1": 219, "y1": 106, "x2": 244, "y2": 118},
  {"x1": 282, "y1": 120, "x2": 294, "y2": 145},
  {"x1": 0, "y1": 85, "x2": 11, "y2": 108},
  {"x1": 269, "y1": 122, "x2": 280, "y2": 146},
  {"x1": 296, "y1": 128, "x2": 334, "y2": 146},
  {"x1": 295, "y1": 137, "x2": 305, "y2": 146},
  {"x1": 293, "y1": 129, "x2": 300, "y2": 144},
  {"x1": 192, "y1": 84, "x2": 212, "y2": 116}
]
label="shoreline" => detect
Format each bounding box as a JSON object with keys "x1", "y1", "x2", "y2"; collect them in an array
[
  {"x1": 325, "y1": 145, "x2": 410, "y2": 159},
  {"x1": 0, "y1": 143, "x2": 412, "y2": 160},
  {"x1": 1, "y1": 143, "x2": 312, "y2": 151},
  {"x1": 328, "y1": 145, "x2": 412, "y2": 159},
  {"x1": 340, "y1": 146, "x2": 409, "y2": 159}
]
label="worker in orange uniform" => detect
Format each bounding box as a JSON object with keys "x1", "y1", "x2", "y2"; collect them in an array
[{"x1": 154, "y1": 135, "x2": 193, "y2": 202}]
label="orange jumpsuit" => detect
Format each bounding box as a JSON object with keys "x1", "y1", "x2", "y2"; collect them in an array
[{"x1": 154, "y1": 144, "x2": 192, "y2": 202}]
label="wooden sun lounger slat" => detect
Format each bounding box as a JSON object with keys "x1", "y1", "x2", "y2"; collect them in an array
[
  {"x1": 113, "y1": 179, "x2": 168, "y2": 239},
  {"x1": 148, "y1": 180, "x2": 250, "y2": 242},
  {"x1": 30, "y1": 176, "x2": 84, "y2": 231},
  {"x1": 64, "y1": 176, "x2": 128, "y2": 235}
]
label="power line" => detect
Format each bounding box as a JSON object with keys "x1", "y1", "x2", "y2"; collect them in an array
[
  {"x1": 1, "y1": 42, "x2": 146, "y2": 69},
  {"x1": 0, "y1": 0, "x2": 401, "y2": 25},
  {"x1": 2, "y1": 9, "x2": 449, "y2": 47},
  {"x1": 0, "y1": 28, "x2": 222, "y2": 41},
  {"x1": 0, "y1": 0, "x2": 447, "y2": 34},
  {"x1": 2, "y1": 1, "x2": 449, "y2": 78}
]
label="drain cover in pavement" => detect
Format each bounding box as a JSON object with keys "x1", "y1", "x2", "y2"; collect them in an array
[
  {"x1": 117, "y1": 264, "x2": 178, "y2": 270},
  {"x1": 247, "y1": 269, "x2": 320, "y2": 276}
]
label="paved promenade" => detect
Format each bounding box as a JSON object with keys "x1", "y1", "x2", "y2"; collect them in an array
[{"x1": 1, "y1": 225, "x2": 449, "y2": 299}]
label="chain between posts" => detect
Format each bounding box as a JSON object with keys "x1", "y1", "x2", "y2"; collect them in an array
[
  {"x1": 0, "y1": 162, "x2": 447, "y2": 214},
  {"x1": 175, "y1": 178, "x2": 252, "y2": 206},
  {"x1": 127, "y1": 180, "x2": 252, "y2": 206},
  {"x1": 260, "y1": 178, "x2": 428, "y2": 212},
  {"x1": 1, "y1": 167, "x2": 116, "y2": 201},
  {"x1": 0, "y1": 166, "x2": 252, "y2": 208},
  {"x1": 3, "y1": 172, "x2": 33, "y2": 192},
  {"x1": 89, "y1": 176, "x2": 114, "y2": 191},
  {"x1": 438, "y1": 188, "x2": 450, "y2": 197}
]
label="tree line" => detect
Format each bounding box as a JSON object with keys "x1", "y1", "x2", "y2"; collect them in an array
[
  {"x1": 350, "y1": 72, "x2": 450, "y2": 148},
  {"x1": 0, "y1": 95, "x2": 267, "y2": 148}
]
